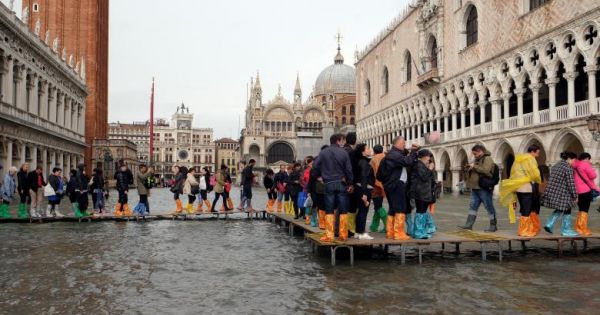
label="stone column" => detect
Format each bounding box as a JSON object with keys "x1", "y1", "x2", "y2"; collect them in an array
[
  {"x1": 585, "y1": 65, "x2": 598, "y2": 113},
  {"x1": 50, "y1": 151, "x2": 56, "y2": 169},
  {"x1": 5, "y1": 139, "x2": 13, "y2": 170},
  {"x1": 436, "y1": 117, "x2": 441, "y2": 132},
  {"x1": 503, "y1": 93, "x2": 511, "y2": 130},
  {"x1": 531, "y1": 83, "x2": 541, "y2": 124},
  {"x1": 1, "y1": 56, "x2": 14, "y2": 104},
  {"x1": 451, "y1": 169, "x2": 461, "y2": 196},
  {"x1": 66, "y1": 155, "x2": 71, "y2": 175},
  {"x1": 546, "y1": 78, "x2": 559, "y2": 121},
  {"x1": 64, "y1": 98, "x2": 71, "y2": 129},
  {"x1": 56, "y1": 92, "x2": 63, "y2": 125},
  {"x1": 14, "y1": 65, "x2": 25, "y2": 110},
  {"x1": 515, "y1": 88, "x2": 525, "y2": 127},
  {"x1": 459, "y1": 109, "x2": 466, "y2": 137},
  {"x1": 39, "y1": 81, "x2": 48, "y2": 120},
  {"x1": 26, "y1": 72, "x2": 36, "y2": 114},
  {"x1": 20, "y1": 143, "x2": 26, "y2": 166},
  {"x1": 479, "y1": 102, "x2": 486, "y2": 127},
  {"x1": 31, "y1": 146, "x2": 38, "y2": 168},
  {"x1": 565, "y1": 71, "x2": 578, "y2": 118},
  {"x1": 48, "y1": 86, "x2": 56, "y2": 123},
  {"x1": 42, "y1": 148, "x2": 48, "y2": 176},
  {"x1": 429, "y1": 119, "x2": 434, "y2": 133},
  {"x1": 417, "y1": 122, "x2": 422, "y2": 141},
  {"x1": 490, "y1": 98, "x2": 502, "y2": 132},
  {"x1": 452, "y1": 111, "x2": 458, "y2": 139},
  {"x1": 58, "y1": 152, "x2": 64, "y2": 171}
]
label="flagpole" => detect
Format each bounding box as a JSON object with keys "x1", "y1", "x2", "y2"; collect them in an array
[{"x1": 149, "y1": 77, "x2": 155, "y2": 166}]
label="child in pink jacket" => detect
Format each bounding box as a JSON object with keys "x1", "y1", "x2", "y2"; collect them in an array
[{"x1": 572, "y1": 152, "x2": 598, "y2": 236}]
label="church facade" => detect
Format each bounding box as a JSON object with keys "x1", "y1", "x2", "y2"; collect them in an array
[
  {"x1": 355, "y1": 0, "x2": 600, "y2": 193},
  {"x1": 240, "y1": 45, "x2": 356, "y2": 169}
]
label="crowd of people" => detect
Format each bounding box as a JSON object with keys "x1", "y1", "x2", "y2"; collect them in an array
[{"x1": 0, "y1": 133, "x2": 597, "y2": 241}]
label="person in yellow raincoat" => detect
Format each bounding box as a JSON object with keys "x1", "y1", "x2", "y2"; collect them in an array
[{"x1": 499, "y1": 144, "x2": 542, "y2": 237}]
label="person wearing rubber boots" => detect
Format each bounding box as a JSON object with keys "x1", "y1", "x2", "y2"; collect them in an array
[
  {"x1": 313, "y1": 134, "x2": 353, "y2": 242},
  {"x1": 409, "y1": 150, "x2": 437, "y2": 239},
  {"x1": 16, "y1": 163, "x2": 30, "y2": 219},
  {"x1": 541, "y1": 152, "x2": 579, "y2": 236},
  {"x1": 114, "y1": 162, "x2": 134, "y2": 216},
  {"x1": 381, "y1": 137, "x2": 418, "y2": 240},
  {"x1": 274, "y1": 164, "x2": 288, "y2": 212},
  {"x1": 0, "y1": 166, "x2": 17, "y2": 219},
  {"x1": 369, "y1": 144, "x2": 387, "y2": 233}
]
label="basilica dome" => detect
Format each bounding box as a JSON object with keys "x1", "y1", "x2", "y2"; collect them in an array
[{"x1": 313, "y1": 48, "x2": 356, "y2": 96}]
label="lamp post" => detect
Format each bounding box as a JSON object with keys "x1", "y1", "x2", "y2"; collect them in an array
[{"x1": 586, "y1": 115, "x2": 600, "y2": 141}]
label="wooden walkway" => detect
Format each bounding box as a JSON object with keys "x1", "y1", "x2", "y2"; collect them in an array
[
  {"x1": 267, "y1": 212, "x2": 600, "y2": 266},
  {"x1": 0, "y1": 210, "x2": 268, "y2": 223}
]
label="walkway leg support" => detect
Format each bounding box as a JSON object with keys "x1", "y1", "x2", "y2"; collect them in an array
[
  {"x1": 481, "y1": 243, "x2": 487, "y2": 262},
  {"x1": 401, "y1": 244, "x2": 406, "y2": 265}
]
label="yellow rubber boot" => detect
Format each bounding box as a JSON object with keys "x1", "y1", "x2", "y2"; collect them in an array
[
  {"x1": 174, "y1": 199, "x2": 183, "y2": 214},
  {"x1": 186, "y1": 203, "x2": 195, "y2": 214},
  {"x1": 277, "y1": 201, "x2": 283, "y2": 212},
  {"x1": 393, "y1": 213, "x2": 411, "y2": 240},
  {"x1": 530, "y1": 212, "x2": 541, "y2": 235},
  {"x1": 518, "y1": 216, "x2": 536, "y2": 237},
  {"x1": 320, "y1": 214, "x2": 335, "y2": 242}
]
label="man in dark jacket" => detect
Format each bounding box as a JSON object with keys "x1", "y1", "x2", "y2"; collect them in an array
[
  {"x1": 76, "y1": 164, "x2": 91, "y2": 216},
  {"x1": 114, "y1": 162, "x2": 134, "y2": 216},
  {"x1": 239, "y1": 159, "x2": 256, "y2": 211},
  {"x1": 16, "y1": 163, "x2": 30, "y2": 218},
  {"x1": 382, "y1": 136, "x2": 418, "y2": 240},
  {"x1": 313, "y1": 134, "x2": 354, "y2": 242},
  {"x1": 27, "y1": 165, "x2": 45, "y2": 218}
]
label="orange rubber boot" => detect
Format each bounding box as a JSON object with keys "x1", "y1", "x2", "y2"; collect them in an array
[
  {"x1": 393, "y1": 213, "x2": 411, "y2": 240},
  {"x1": 318, "y1": 210, "x2": 326, "y2": 229},
  {"x1": 204, "y1": 200, "x2": 211, "y2": 212},
  {"x1": 338, "y1": 214, "x2": 348, "y2": 241},
  {"x1": 386, "y1": 215, "x2": 395, "y2": 239},
  {"x1": 276, "y1": 201, "x2": 283, "y2": 212},
  {"x1": 174, "y1": 199, "x2": 183, "y2": 214},
  {"x1": 320, "y1": 214, "x2": 335, "y2": 242},
  {"x1": 530, "y1": 212, "x2": 541, "y2": 235},
  {"x1": 123, "y1": 203, "x2": 133, "y2": 216},
  {"x1": 575, "y1": 211, "x2": 592, "y2": 236},
  {"x1": 518, "y1": 216, "x2": 536, "y2": 237},
  {"x1": 114, "y1": 203, "x2": 122, "y2": 216},
  {"x1": 196, "y1": 201, "x2": 204, "y2": 212},
  {"x1": 227, "y1": 198, "x2": 234, "y2": 210}
]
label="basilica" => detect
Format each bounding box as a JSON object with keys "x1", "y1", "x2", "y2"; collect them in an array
[{"x1": 240, "y1": 44, "x2": 356, "y2": 169}]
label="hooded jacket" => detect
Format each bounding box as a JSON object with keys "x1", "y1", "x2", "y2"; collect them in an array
[{"x1": 572, "y1": 159, "x2": 599, "y2": 194}]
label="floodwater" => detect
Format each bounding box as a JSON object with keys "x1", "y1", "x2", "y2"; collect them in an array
[{"x1": 1, "y1": 188, "x2": 600, "y2": 314}]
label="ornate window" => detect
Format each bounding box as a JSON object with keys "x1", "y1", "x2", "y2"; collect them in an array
[
  {"x1": 382, "y1": 67, "x2": 389, "y2": 95},
  {"x1": 404, "y1": 51, "x2": 412, "y2": 82},
  {"x1": 342, "y1": 117, "x2": 347, "y2": 125},
  {"x1": 530, "y1": 0, "x2": 549, "y2": 11},
  {"x1": 350, "y1": 104, "x2": 355, "y2": 115},
  {"x1": 429, "y1": 36, "x2": 438, "y2": 69},
  {"x1": 466, "y1": 6, "x2": 478, "y2": 47},
  {"x1": 342, "y1": 106, "x2": 347, "y2": 115}
]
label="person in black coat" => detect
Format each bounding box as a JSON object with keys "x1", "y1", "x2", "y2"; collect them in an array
[
  {"x1": 26, "y1": 166, "x2": 45, "y2": 218},
  {"x1": 354, "y1": 144, "x2": 375, "y2": 240},
  {"x1": 409, "y1": 150, "x2": 437, "y2": 239},
  {"x1": 114, "y1": 163, "x2": 134, "y2": 215},
  {"x1": 287, "y1": 163, "x2": 303, "y2": 219},
  {"x1": 90, "y1": 168, "x2": 106, "y2": 214},
  {"x1": 263, "y1": 169, "x2": 276, "y2": 212},
  {"x1": 16, "y1": 163, "x2": 31, "y2": 218},
  {"x1": 76, "y1": 164, "x2": 90, "y2": 215}
]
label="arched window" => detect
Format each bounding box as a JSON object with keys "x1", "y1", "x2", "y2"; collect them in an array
[
  {"x1": 365, "y1": 80, "x2": 371, "y2": 105},
  {"x1": 350, "y1": 104, "x2": 355, "y2": 115},
  {"x1": 342, "y1": 106, "x2": 347, "y2": 115},
  {"x1": 530, "y1": 0, "x2": 549, "y2": 11},
  {"x1": 405, "y1": 51, "x2": 412, "y2": 82},
  {"x1": 382, "y1": 67, "x2": 389, "y2": 94},
  {"x1": 342, "y1": 117, "x2": 347, "y2": 125},
  {"x1": 429, "y1": 37, "x2": 438, "y2": 69},
  {"x1": 350, "y1": 117, "x2": 355, "y2": 125},
  {"x1": 466, "y1": 6, "x2": 478, "y2": 46}
]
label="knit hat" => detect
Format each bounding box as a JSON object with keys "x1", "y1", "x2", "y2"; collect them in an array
[{"x1": 417, "y1": 149, "x2": 433, "y2": 158}]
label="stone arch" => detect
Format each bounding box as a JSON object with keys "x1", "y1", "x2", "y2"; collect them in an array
[
  {"x1": 493, "y1": 139, "x2": 515, "y2": 179},
  {"x1": 302, "y1": 105, "x2": 325, "y2": 122},
  {"x1": 439, "y1": 150, "x2": 452, "y2": 193},
  {"x1": 266, "y1": 141, "x2": 296, "y2": 165},
  {"x1": 453, "y1": 147, "x2": 469, "y2": 182},
  {"x1": 559, "y1": 31, "x2": 581, "y2": 64},
  {"x1": 248, "y1": 144, "x2": 261, "y2": 164},
  {"x1": 264, "y1": 104, "x2": 294, "y2": 121},
  {"x1": 549, "y1": 128, "x2": 585, "y2": 161}
]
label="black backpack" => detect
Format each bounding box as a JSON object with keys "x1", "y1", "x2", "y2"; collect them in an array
[{"x1": 479, "y1": 161, "x2": 500, "y2": 190}]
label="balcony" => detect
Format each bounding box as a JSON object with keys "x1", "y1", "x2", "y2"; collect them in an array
[{"x1": 416, "y1": 68, "x2": 440, "y2": 89}]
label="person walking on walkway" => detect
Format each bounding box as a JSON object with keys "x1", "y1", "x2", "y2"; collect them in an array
[
  {"x1": 274, "y1": 164, "x2": 288, "y2": 212},
  {"x1": 27, "y1": 165, "x2": 46, "y2": 218},
  {"x1": 0, "y1": 166, "x2": 17, "y2": 218},
  {"x1": 287, "y1": 162, "x2": 303, "y2": 219},
  {"x1": 313, "y1": 134, "x2": 354, "y2": 242},
  {"x1": 66, "y1": 169, "x2": 82, "y2": 216},
  {"x1": 354, "y1": 143, "x2": 375, "y2": 240},
  {"x1": 114, "y1": 163, "x2": 134, "y2": 216},
  {"x1": 90, "y1": 168, "x2": 106, "y2": 215},
  {"x1": 369, "y1": 144, "x2": 387, "y2": 233},
  {"x1": 239, "y1": 159, "x2": 256, "y2": 212},
  {"x1": 263, "y1": 169, "x2": 276, "y2": 212},
  {"x1": 211, "y1": 164, "x2": 231, "y2": 212},
  {"x1": 380, "y1": 136, "x2": 418, "y2": 240},
  {"x1": 410, "y1": 150, "x2": 437, "y2": 239},
  {"x1": 16, "y1": 163, "x2": 30, "y2": 218},
  {"x1": 542, "y1": 152, "x2": 579, "y2": 236},
  {"x1": 196, "y1": 167, "x2": 211, "y2": 213},
  {"x1": 310, "y1": 145, "x2": 328, "y2": 229},
  {"x1": 572, "y1": 152, "x2": 598, "y2": 236},
  {"x1": 500, "y1": 145, "x2": 542, "y2": 237},
  {"x1": 46, "y1": 167, "x2": 65, "y2": 217},
  {"x1": 459, "y1": 145, "x2": 498, "y2": 232},
  {"x1": 183, "y1": 168, "x2": 199, "y2": 214},
  {"x1": 171, "y1": 166, "x2": 187, "y2": 214},
  {"x1": 135, "y1": 164, "x2": 153, "y2": 215}
]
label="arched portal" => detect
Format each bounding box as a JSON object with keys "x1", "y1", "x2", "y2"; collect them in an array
[
  {"x1": 248, "y1": 144, "x2": 260, "y2": 164},
  {"x1": 266, "y1": 142, "x2": 294, "y2": 165},
  {"x1": 496, "y1": 141, "x2": 515, "y2": 179},
  {"x1": 440, "y1": 151, "x2": 452, "y2": 193},
  {"x1": 455, "y1": 148, "x2": 469, "y2": 182}
]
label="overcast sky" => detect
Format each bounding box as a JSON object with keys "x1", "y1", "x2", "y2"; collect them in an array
[{"x1": 4, "y1": 0, "x2": 411, "y2": 139}]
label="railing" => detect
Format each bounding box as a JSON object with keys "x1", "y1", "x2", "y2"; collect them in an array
[
  {"x1": 474, "y1": 125, "x2": 481, "y2": 135},
  {"x1": 496, "y1": 120, "x2": 505, "y2": 131},
  {"x1": 539, "y1": 109, "x2": 550, "y2": 123},
  {"x1": 464, "y1": 128, "x2": 471, "y2": 137},
  {"x1": 556, "y1": 105, "x2": 568, "y2": 121},
  {"x1": 523, "y1": 113, "x2": 534, "y2": 126},
  {"x1": 575, "y1": 100, "x2": 590, "y2": 117},
  {"x1": 484, "y1": 122, "x2": 492, "y2": 133},
  {"x1": 509, "y1": 117, "x2": 518, "y2": 129}
]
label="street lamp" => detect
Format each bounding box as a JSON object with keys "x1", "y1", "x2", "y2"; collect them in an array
[{"x1": 586, "y1": 115, "x2": 600, "y2": 141}]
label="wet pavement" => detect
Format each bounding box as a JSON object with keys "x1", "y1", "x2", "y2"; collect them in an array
[{"x1": 1, "y1": 187, "x2": 600, "y2": 314}]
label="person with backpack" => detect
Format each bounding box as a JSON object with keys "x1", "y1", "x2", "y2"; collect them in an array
[
  {"x1": 354, "y1": 144, "x2": 375, "y2": 240},
  {"x1": 171, "y1": 165, "x2": 187, "y2": 214},
  {"x1": 263, "y1": 169, "x2": 276, "y2": 213},
  {"x1": 499, "y1": 145, "x2": 542, "y2": 236},
  {"x1": 409, "y1": 149, "x2": 437, "y2": 239},
  {"x1": 239, "y1": 159, "x2": 256, "y2": 212},
  {"x1": 541, "y1": 152, "x2": 579, "y2": 236},
  {"x1": 378, "y1": 136, "x2": 418, "y2": 240},
  {"x1": 183, "y1": 168, "x2": 200, "y2": 214},
  {"x1": 0, "y1": 166, "x2": 17, "y2": 219},
  {"x1": 135, "y1": 164, "x2": 154, "y2": 215},
  {"x1": 46, "y1": 167, "x2": 65, "y2": 217},
  {"x1": 196, "y1": 167, "x2": 212, "y2": 213},
  {"x1": 211, "y1": 164, "x2": 231, "y2": 212},
  {"x1": 369, "y1": 145, "x2": 387, "y2": 233},
  {"x1": 459, "y1": 144, "x2": 498, "y2": 233},
  {"x1": 287, "y1": 162, "x2": 303, "y2": 219}
]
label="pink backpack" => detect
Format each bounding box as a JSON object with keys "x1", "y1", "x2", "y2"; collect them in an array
[{"x1": 209, "y1": 175, "x2": 217, "y2": 187}]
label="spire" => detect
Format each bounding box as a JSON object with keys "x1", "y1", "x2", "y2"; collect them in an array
[
  {"x1": 294, "y1": 72, "x2": 302, "y2": 106},
  {"x1": 294, "y1": 72, "x2": 302, "y2": 94},
  {"x1": 334, "y1": 31, "x2": 344, "y2": 64},
  {"x1": 253, "y1": 70, "x2": 262, "y2": 91}
]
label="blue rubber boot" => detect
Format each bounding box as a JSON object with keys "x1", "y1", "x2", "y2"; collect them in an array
[
  {"x1": 560, "y1": 214, "x2": 579, "y2": 237},
  {"x1": 425, "y1": 212, "x2": 437, "y2": 236},
  {"x1": 413, "y1": 213, "x2": 431, "y2": 239},
  {"x1": 310, "y1": 208, "x2": 318, "y2": 227},
  {"x1": 405, "y1": 213, "x2": 414, "y2": 237},
  {"x1": 544, "y1": 210, "x2": 561, "y2": 234}
]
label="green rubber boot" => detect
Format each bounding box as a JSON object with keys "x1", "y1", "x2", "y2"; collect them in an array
[
  {"x1": 377, "y1": 208, "x2": 388, "y2": 233},
  {"x1": 0, "y1": 203, "x2": 10, "y2": 218},
  {"x1": 369, "y1": 208, "x2": 381, "y2": 232},
  {"x1": 72, "y1": 203, "x2": 84, "y2": 218},
  {"x1": 17, "y1": 203, "x2": 28, "y2": 219}
]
